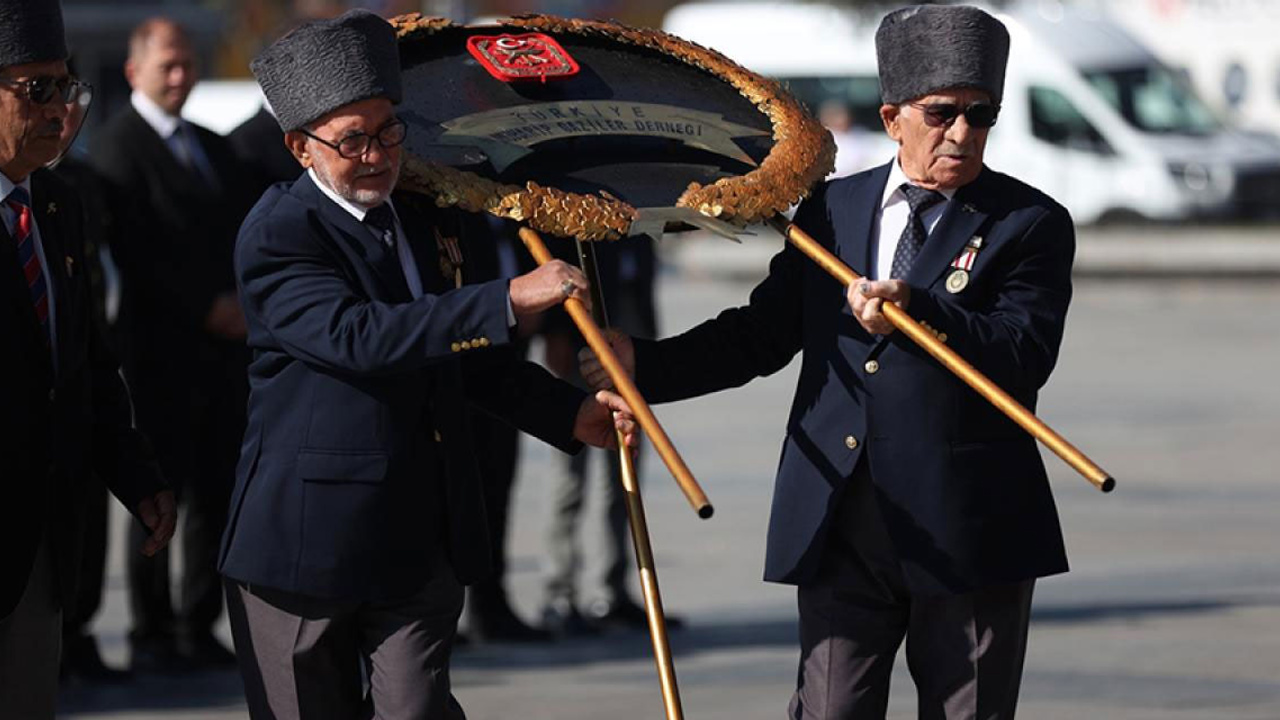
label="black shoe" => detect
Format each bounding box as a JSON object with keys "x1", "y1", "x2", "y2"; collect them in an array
[
  {"x1": 62, "y1": 634, "x2": 133, "y2": 684},
  {"x1": 540, "y1": 598, "x2": 600, "y2": 638},
  {"x1": 587, "y1": 596, "x2": 685, "y2": 631},
  {"x1": 176, "y1": 631, "x2": 238, "y2": 669},
  {"x1": 471, "y1": 604, "x2": 554, "y2": 644}
]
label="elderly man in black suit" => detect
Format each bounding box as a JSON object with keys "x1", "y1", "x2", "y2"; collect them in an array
[
  {"x1": 220, "y1": 11, "x2": 637, "y2": 719},
  {"x1": 583, "y1": 6, "x2": 1075, "y2": 718},
  {"x1": 0, "y1": 1, "x2": 176, "y2": 716},
  {"x1": 91, "y1": 16, "x2": 258, "y2": 671}
]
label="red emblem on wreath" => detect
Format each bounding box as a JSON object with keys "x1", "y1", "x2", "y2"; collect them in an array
[{"x1": 466, "y1": 33, "x2": 581, "y2": 83}]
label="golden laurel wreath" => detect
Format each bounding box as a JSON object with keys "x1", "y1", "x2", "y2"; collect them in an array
[{"x1": 392, "y1": 13, "x2": 836, "y2": 241}]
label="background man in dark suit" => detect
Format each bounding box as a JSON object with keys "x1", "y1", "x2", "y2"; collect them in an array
[
  {"x1": 539, "y1": 237, "x2": 669, "y2": 635},
  {"x1": 0, "y1": 1, "x2": 175, "y2": 715},
  {"x1": 582, "y1": 6, "x2": 1074, "y2": 718},
  {"x1": 90, "y1": 16, "x2": 258, "y2": 671},
  {"x1": 220, "y1": 12, "x2": 637, "y2": 719}
]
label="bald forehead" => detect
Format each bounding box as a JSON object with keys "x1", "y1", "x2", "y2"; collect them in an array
[{"x1": 128, "y1": 18, "x2": 190, "y2": 60}]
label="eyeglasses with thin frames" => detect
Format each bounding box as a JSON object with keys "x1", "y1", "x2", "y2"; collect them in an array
[
  {"x1": 300, "y1": 119, "x2": 408, "y2": 159},
  {"x1": 0, "y1": 75, "x2": 92, "y2": 106},
  {"x1": 907, "y1": 102, "x2": 1000, "y2": 129}
]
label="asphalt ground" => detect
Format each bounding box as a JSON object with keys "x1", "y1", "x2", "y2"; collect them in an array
[{"x1": 58, "y1": 256, "x2": 1280, "y2": 719}]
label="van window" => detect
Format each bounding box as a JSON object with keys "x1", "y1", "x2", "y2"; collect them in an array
[
  {"x1": 1029, "y1": 86, "x2": 1113, "y2": 155},
  {"x1": 781, "y1": 76, "x2": 884, "y2": 132},
  {"x1": 1083, "y1": 66, "x2": 1220, "y2": 135}
]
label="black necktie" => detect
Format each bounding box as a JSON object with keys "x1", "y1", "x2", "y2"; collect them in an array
[
  {"x1": 364, "y1": 204, "x2": 396, "y2": 248},
  {"x1": 889, "y1": 183, "x2": 946, "y2": 279}
]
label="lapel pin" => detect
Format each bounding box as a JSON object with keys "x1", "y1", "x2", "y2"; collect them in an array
[
  {"x1": 961, "y1": 203, "x2": 977, "y2": 214},
  {"x1": 65, "y1": 255, "x2": 75, "y2": 278}
]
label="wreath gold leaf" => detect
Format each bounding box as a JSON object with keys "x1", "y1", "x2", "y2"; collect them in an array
[{"x1": 392, "y1": 13, "x2": 835, "y2": 241}]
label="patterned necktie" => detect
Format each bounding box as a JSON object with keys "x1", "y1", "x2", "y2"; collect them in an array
[
  {"x1": 889, "y1": 183, "x2": 946, "y2": 279},
  {"x1": 364, "y1": 203, "x2": 397, "y2": 249},
  {"x1": 6, "y1": 187, "x2": 50, "y2": 345}
]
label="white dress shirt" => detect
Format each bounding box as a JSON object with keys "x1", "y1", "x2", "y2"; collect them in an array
[
  {"x1": 871, "y1": 157, "x2": 956, "y2": 281},
  {"x1": 1, "y1": 172, "x2": 58, "y2": 361}
]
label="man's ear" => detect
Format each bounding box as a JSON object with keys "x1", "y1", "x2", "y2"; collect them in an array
[
  {"x1": 123, "y1": 59, "x2": 137, "y2": 89},
  {"x1": 880, "y1": 104, "x2": 903, "y2": 143},
  {"x1": 284, "y1": 130, "x2": 311, "y2": 168}
]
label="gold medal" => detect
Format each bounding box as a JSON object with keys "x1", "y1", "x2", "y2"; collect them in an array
[{"x1": 945, "y1": 269, "x2": 969, "y2": 294}]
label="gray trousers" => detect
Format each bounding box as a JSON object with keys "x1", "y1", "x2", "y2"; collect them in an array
[
  {"x1": 790, "y1": 465, "x2": 1035, "y2": 720},
  {"x1": 543, "y1": 447, "x2": 634, "y2": 605},
  {"x1": 225, "y1": 564, "x2": 466, "y2": 720},
  {"x1": 0, "y1": 530, "x2": 62, "y2": 720}
]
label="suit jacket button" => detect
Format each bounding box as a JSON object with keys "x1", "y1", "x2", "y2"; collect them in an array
[
  {"x1": 844, "y1": 435, "x2": 858, "y2": 450},
  {"x1": 460, "y1": 340, "x2": 472, "y2": 350},
  {"x1": 451, "y1": 342, "x2": 461, "y2": 352},
  {"x1": 864, "y1": 360, "x2": 879, "y2": 374},
  {"x1": 434, "y1": 430, "x2": 442, "y2": 442}
]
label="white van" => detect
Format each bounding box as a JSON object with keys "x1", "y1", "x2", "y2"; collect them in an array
[{"x1": 663, "y1": 2, "x2": 1280, "y2": 224}]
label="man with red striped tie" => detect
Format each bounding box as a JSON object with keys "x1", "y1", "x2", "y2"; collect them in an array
[{"x1": 0, "y1": 1, "x2": 177, "y2": 716}]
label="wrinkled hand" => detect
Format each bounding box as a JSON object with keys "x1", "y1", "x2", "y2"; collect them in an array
[
  {"x1": 573, "y1": 390, "x2": 638, "y2": 450},
  {"x1": 205, "y1": 293, "x2": 247, "y2": 340},
  {"x1": 509, "y1": 260, "x2": 590, "y2": 317},
  {"x1": 137, "y1": 490, "x2": 177, "y2": 557},
  {"x1": 847, "y1": 280, "x2": 911, "y2": 335},
  {"x1": 578, "y1": 329, "x2": 633, "y2": 391}
]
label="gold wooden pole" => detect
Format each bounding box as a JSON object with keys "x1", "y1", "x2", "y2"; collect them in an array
[
  {"x1": 768, "y1": 216, "x2": 1115, "y2": 493},
  {"x1": 518, "y1": 227, "x2": 715, "y2": 516},
  {"x1": 574, "y1": 237, "x2": 685, "y2": 720}
]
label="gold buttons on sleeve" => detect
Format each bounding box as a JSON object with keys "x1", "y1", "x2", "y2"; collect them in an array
[
  {"x1": 844, "y1": 435, "x2": 858, "y2": 450},
  {"x1": 460, "y1": 340, "x2": 472, "y2": 350},
  {"x1": 477, "y1": 337, "x2": 490, "y2": 347},
  {"x1": 864, "y1": 360, "x2": 879, "y2": 374},
  {"x1": 450, "y1": 342, "x2": 461, "y2": 353}
]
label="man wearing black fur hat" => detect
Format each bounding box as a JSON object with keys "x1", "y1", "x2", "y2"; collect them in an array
[
  {"x1": 0, "y1": 0, "x2": 176, "y2": 715},
  {"x1": 219, "y1": 10, "x2": 639, "y2": 719},
  {"x1": 581, "y1": 5, "x2": 1073, "y2": 717}
]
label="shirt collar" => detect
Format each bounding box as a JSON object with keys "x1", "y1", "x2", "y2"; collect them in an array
[
  {"x1": 131, "y1": 89, "x2": 182, "y2": 139},
  {"x1": 307, "y1": 167, "x2": 397, "y2": 225},
  {"x1": 0, "y1": 172, "x2": 31, "y2": 205},
  {"x1": 880, "y1": 154, "x2": 958, "y2": 211}
]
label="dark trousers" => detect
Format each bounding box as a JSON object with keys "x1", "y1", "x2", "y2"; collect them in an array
[
  {"x1": 790, "y1": 463, "x2": 1035, "y2": 720},
  {"x1": 225, "y1": 563, "x2": 466, "y2": 720},
  {"x1": 127, "y1": 364, "x2": 242, "y2": 643}
]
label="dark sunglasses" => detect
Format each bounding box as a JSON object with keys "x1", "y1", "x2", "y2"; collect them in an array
[
  {"x1": 0, "y1": 75, "x2": 91, "y2": 105},
  {"x1": 908, "y1": 101, "x2": 1000, "y2": 129},
  {"x1": 300, "y1": 119, "x2": 407, "y2": 159}
]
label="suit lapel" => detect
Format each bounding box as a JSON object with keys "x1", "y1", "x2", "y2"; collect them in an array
[
  {"x1": 299, "y1": 176, "x2": 411, "y2": 301},
  {"x1": 836, "y1": 162, "x2": 892, "y2": 279},
  {"x1": 31, "y1": 175, "x2": 74, "y2": 378},
  {"x1": 1, "y1": 211, "x2": 43, "y2": 344},
  {"x1": 395, "y1": 198, "x2": 450, "y2": 295},
  {"x1": 905, "y1": 169, "x2": 991, "y2": 290},
  {"x1": 125, "y1": 108, "x2": 210, "y2": 197}
]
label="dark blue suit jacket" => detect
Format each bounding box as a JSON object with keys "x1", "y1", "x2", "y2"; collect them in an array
[
  {"x1": 2, "y1": 170, "x2": 164, "y2": 620},
  {"x1": 218, "y1": 174, "x2": 585, "y2": 601},
  {"x1": 635, "y1": 163, "x2": 1073, "y2": 596}
]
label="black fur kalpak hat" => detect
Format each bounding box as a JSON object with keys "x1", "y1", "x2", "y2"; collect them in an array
[
  {"x1": 251, "y1": 9, "x2": 402, "y2": 132},
  {"x1": 875, "y1": 5, "x2": 1010, "y2": 106},
  {"x1": 0, "y1": 0, "x2": 68, "y2": 69}
]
